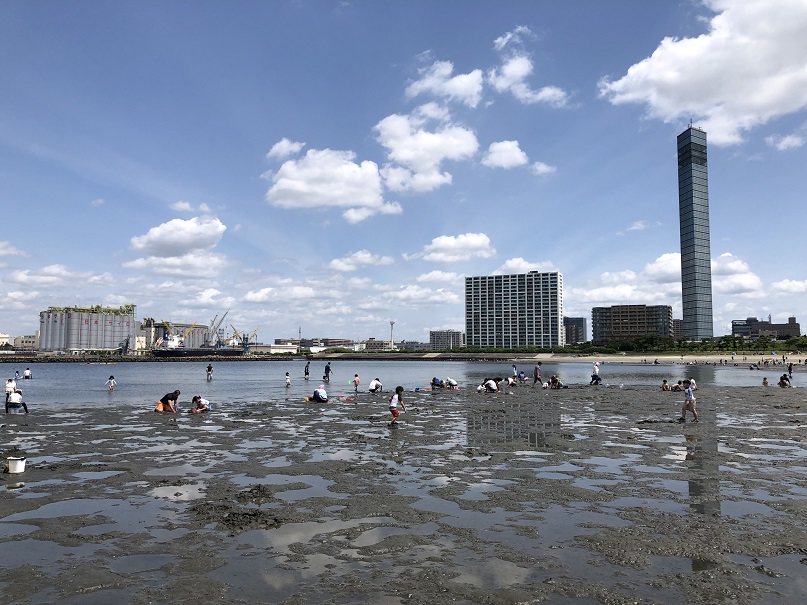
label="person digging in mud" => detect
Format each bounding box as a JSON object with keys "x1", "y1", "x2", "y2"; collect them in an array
[{"x1": 155, "y1": 390, "x2": 180, "y2": 413}]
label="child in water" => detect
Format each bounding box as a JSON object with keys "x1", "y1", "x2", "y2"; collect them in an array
[
  {"x1": 285, "y1": 372, "x2": 291, "y2": 388},
  {"x1": 105, "y1": 376, "x2": 117, "y2": 392}
]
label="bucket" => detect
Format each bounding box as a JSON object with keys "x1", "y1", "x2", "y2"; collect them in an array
[{"x1": 6, "y1": 457, "x2": 26, "y2": 474}]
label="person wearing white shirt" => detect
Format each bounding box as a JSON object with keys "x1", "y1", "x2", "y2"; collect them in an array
[{"x1": 6, "y1": 389, "x2": 28, "y2": 414}]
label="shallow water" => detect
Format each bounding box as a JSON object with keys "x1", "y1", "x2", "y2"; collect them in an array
[{"x1": 1, "y1": 358, "x2": 800, "y2": 411}]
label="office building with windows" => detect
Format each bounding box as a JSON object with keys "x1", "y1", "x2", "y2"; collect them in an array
[
  {"x1": 678, "y1": 126, "x2": 714, "y2": 341},
  {"x1": 564, "y1": 316, "x2": 588, "y2": 344},
  {"x1": 591, "y1": 304, "x2": 673, "y2": 345},
  {"x1": 465, "y1": 271, "x2": 564, "y2": 348},
  {"x1": 429, "y1": 329, "x2": 464, "y2": 350},
  {"x1": 731, "y1": 316, "x2": 800, "y2": 339}
]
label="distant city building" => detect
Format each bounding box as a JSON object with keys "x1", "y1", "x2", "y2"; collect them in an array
[
  {"x1": 563, "y1": 317, "x2": 587, "y2": 344},
  {"x1": 13, "y1": 333, "x2": 40, "y2": 350},
  {"x1": 678, "y1": 126, "x2": 714, "y2": 341},
  {"x1": 731, "y1": 316, "x2": 800, "y2": 339},
  {"x1": 672, "y1": 319, "x2": 684, "y2": 340},
  {"x1": 39, "y1": 304, "x2": 138, "y2": 353},
  {"x1": 250, "y1": 343, "x2": 299, "y2": 354},
  {"x1": 429, "y1": 329, "x2": 464, "y2": 350},
  {"x1": 591, "y1": 305, "x2": 673, "y2": 345},
  {"x1": 276, "y1": 338, "x2": 353, "y2": 350},
  {"x1": 465, "y1": 271, "x2": 564, "y2": 348},
  {"x1": 0, "y1": 332, "x2": 9, "y2": 347},
  {"x1": 397, "y1": 340, "x2": 433, "y2": 352},
  {"x1": 363, "y1": 338, "x2": 391, "y2": 351}
]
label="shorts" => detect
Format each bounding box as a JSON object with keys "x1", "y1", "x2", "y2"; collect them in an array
[
  {"x1": 389, "y1": 407, "x2": 400, "y2": 418},
  {"x1": 155, "y1": 402, "x2": 175, "y2": 412}
]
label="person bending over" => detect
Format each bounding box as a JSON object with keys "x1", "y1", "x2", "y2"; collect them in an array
[
  {"x1": 155, "y1": 390, "x2": 180, "y2": 413},
  {"x1": 6, "y1": 388, "x2": 28, "y2": 414}
]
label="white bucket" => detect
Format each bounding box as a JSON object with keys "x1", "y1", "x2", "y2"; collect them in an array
[{"x1": 6, "y1": 457, "x2": 26, "y2": 474}]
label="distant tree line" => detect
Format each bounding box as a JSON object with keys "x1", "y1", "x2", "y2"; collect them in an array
[{"x1": 431, "y1": 334, "x2": 807, "y2": 355}]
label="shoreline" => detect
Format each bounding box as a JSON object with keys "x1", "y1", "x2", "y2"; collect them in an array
[{"x1": 1, "y1": 350, "x2": 802, "y2": 365}]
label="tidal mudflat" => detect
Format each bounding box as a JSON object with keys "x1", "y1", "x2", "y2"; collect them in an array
[{"x1": 2, "y1": 384, "x2": 807, "y2": 604}]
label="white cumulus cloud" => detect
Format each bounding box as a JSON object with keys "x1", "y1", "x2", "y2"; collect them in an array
[
  {"x1": 0, "y1": 241, "x2": 27, "y2": 257},
  {"x1": 265, "y1": 148, "x2": 401, "y2": 223},
  {"x1": 488, "y1": 55, "x2": 568, "y2": 107},
  {"x1": 267, "y1": 138, "x2": 306, "y2": 160},
  {"x1": 329, "y1": 250, "x2": 395, "y2": 272},
  {"x1": 494, "y1": 258, "x2": 555, "y2": 274},
  {"x1": 643, "y1": 253, "x2": 681, "y2": 284},
  {"x1": 123, "y1": 252, "x2": 228, "y2": 277},
  {"x1": 416, "y1": 270, "x2": 463, "y2": 283},
  {"x1": 765, "y1": 133, "x2": 805, "y2": 151},
  {"x1": 531, "y1": 161, "x2": 556, "y2": 175},
  {"x1": 771, "y1": 279, "x2": 807, "y2": 293},
  {"x1": 420, "y1": 233, "x2": 496, "y2": 263},
  {"x1": 406, "y1": 60, "x2": 484, "y2": 108},
  {"x1": 599, "y1": 0, "x2": 807, "y2": 145},
  {"x1": 481, "y1": 140, "x2": 528, "y2": 168},
  {"x1": 375, "y1": 105, "x2": 479, "y2": 193},
  {"x1": 7, "y1": 264, "x2": 112, "y2": 286},
  {"x1": 130, "y1": 216, "x2": 226, "y2": 258}
]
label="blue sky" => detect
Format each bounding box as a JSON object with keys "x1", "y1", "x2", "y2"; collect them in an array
[{"x1": 2, "y1": 0, "x2": 806, "y2": 342}]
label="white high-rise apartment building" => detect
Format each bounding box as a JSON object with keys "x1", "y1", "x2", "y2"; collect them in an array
[{"x1": 465, "y1": 271, "x2": 564, "y2": 348}]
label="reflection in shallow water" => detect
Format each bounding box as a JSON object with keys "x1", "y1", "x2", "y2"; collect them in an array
[{"x1": 466, "y1": 401, "x2": 562, "y2": 451}]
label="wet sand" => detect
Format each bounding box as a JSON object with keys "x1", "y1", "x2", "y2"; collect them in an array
[{"x1": 2, "y1": 385, "x2": 807, "y2": 604}]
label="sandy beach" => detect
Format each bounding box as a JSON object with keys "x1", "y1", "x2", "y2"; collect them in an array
[{"x1": 2, "y1": 382, "x2": 807, "y2": 604}]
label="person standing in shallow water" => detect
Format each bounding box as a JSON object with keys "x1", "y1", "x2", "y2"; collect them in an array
[
  {"x1": 324, "y1": 362, "x2": 332, "y2": 383},
  {"x1": 105, "y1": 375, "x2": 117, "y2": 392},
  {"x1": 304, "y1": 361, "x2": 310, "y2": 381}
]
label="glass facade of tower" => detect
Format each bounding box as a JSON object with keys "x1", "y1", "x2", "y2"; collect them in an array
[
  {"x1": 465, "y1": 271, "x2": 564, "y2": 348},
  {"x1": 677, "y1": 127, "x2": 713, "y2": 341}
]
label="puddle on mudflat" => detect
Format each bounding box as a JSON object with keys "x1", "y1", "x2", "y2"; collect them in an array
[
  {"x1": 456, "y1": 480, "x2": 508, "y2": 501},
  {"x1": 2, "y1": 497, "x2": 185, "y2": 535},
  {"x1": 106, "y1": 553, "x2": 174, "y2": 573},
  {"x1": 150, "y1": 481, "x2": 207, "y2": 501},
  {"x1": 0, "y1": 537, "x2": 108, "y2": 567},
  {"x1": 73, "y1": 471, "x2": 126, "y2": 480},
  {"x1": 0, "y1": 522, "x2": 36, "y2": 539},
  {"x1": 145, "y1": 463, "x2": 216, "y2": 478}
]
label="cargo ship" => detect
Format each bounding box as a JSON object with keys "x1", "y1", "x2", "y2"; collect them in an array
[
  {"x1": 151, "y1": 345, "x2": 246, "y2": 358},
  {"x1": 150, "y1": 311, "x2": 251, "y2": 358}
]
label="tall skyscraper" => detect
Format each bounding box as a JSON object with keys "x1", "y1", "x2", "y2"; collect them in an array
[
  {"x1": 465, "y1": 271, "x2": 564, "y2": 348},
  {"x1": 677, "y1": 126, "x2": 713, "y2": 341}
]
